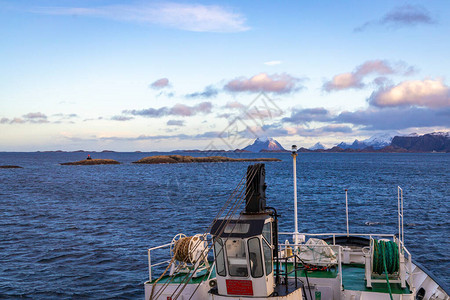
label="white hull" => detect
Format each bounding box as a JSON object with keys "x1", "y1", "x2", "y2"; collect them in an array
[{"x1": 145, "y1": 253, "x2": 449, "y2": 300}]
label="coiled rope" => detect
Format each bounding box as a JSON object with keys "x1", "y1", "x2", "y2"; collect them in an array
[
  {"x1": 173, "y1": 236, "x2": 194, "y2": 263},
  {"x1": 372, "y1": 239, "x2": 400, "y2": 300}
]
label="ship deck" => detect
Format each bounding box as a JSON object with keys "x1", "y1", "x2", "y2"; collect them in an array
[{"x1": 148, "y1": 263, "x2": 412, "y2": 295}]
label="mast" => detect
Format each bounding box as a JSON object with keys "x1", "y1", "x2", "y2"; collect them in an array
[
  {"x1": 291, "y1": 145, "x2": 299, "y2": 245},
  {"x1": 345, "y1": 189, "x2": 349, "y2": 237}
]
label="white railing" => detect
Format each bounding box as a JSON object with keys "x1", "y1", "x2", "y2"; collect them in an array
[
  {"x1": 147, "y1": 243, "x2": 171, "y2": 281},
  {"x1": 399, "y1": 240, "x2": 414, "y2": 291},
  {"x1": 279, "y1": 232, "x2": 396, "y2": 245},
  {"x1": 277, "y1": 232, "x2": 413, "y2": 291},
  {"x1": 398, "y1": 186, "x2": 404, "y2": 250}
]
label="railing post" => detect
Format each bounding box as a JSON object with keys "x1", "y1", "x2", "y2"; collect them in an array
[
  {"x1": 148, "y1": 249, "x2": 152, "y2": 281},
  {"x1": 338, "y1": 246, "x2": 343, "y2": 290},
  {"x1": 295, "y1": 255, "x2": 298, "y2": 288},
  {"x1": 285, "y1": 257, "x2": 288, "y2": 293},
  {"x1": 345, "y1": 189, "x2": 349, "y2": 237}
]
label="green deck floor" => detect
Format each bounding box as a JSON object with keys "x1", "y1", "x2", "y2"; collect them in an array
[
  {"x1": 340, "y1": 264, "x2": 411, "y2": 294},
  {"x1": 150, "y1": 263, "x2": 411, "y2": 295}
]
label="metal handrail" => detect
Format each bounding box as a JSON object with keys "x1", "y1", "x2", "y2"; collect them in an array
[
  {"x1": 399, "y1": 240, "x2": 414, "y2": 290},
  {"x1": 147, "y1": 243, "x2": 172, "y2": 281},
  {"x1": 273, "y1": 254, "x2": 301, "y2": 293}
]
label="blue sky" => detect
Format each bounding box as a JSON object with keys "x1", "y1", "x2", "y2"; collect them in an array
[{"x1": 1, "y1": 0, "x2": 449, "y2": 151}]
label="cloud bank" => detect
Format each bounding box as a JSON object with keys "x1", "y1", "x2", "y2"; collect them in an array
[{"x1": 124, "y1": 102, "x2": 212, "y2": 118}]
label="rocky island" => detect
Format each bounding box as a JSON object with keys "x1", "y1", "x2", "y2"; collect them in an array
[
  {"x1": 132, "y1": 155, "x2": 281, "y2": 164},
  {"x1": 60, "y1": 159, "x2": 120, "y2": 165}
]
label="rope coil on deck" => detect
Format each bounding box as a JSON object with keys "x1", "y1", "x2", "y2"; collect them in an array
[
  {"x1": 372, "y1": 239, "x2": 399, "y2": 275},
  {"x1": 173, "y1": 236, "x2": 194, "y2": 263},
  {"x1": 372, "y1": 239, "x2": 400, "y2": 300}
]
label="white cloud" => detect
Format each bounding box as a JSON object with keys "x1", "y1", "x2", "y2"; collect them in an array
[
  {"x1": 32, "y1": 3, "x2": 249, "y2": 33},
  {"x1": 323, "y1": 60, "x2": 411, "y2": 91},
  {"x1": 369, "y1": 79, "x2": 450, "y2": 108},
  {"x1": 225, "y1": 73, "x2": 304, "y2": 94}
]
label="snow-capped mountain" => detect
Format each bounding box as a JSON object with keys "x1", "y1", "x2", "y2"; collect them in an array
[
  {"x1": 362, "y1": 133, "x2": 394, "y2": 149},
  {"x1": 309, "y1": 142, "x2": 325, "y2": 150},
  {"x1": 337, "y1": 133, "x2": 394, "y2": 150},
  {"x1": 430, "y1": 132, "x2": 450, "y2": 138},
  {"x1": 336, "y1": 139, "x2": 367, "y2": 150},
  {"x1": 243, "y1": 137, "x2": 286, "y2": 152}
]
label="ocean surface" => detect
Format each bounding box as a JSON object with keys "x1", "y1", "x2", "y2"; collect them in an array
[{"x1": 0, "y1": 152, "x2": 449, "y2": 299}]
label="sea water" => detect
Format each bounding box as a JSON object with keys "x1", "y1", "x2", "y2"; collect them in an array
[{"x1": 0, "y1": 152, "x2": 448, "y2": 298}]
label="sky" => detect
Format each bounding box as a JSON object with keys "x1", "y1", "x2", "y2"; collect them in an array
[{"x1": 1, "y1": 0, "x2": 449, "y2": 151}]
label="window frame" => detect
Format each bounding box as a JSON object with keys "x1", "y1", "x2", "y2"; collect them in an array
[
  {"x1": 213, "y1": 237, "x2": 227, "y2": 277},
  {"x1": 247, "y1": 237, "x2": 264, "y2": 278}
]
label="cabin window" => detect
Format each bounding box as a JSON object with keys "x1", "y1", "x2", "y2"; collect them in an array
[
  {"x1": 224, "y1": 223, "x2": 250, "y2": 234},
  {"x1": 214, "y1": 238, "x2": 226, "y2": 276},
  {"x1": 262, "y1": 239, "x2": 273, "y2": 275},
  {"x1": 262, "y1": 222, "x2": 272, "y2": 244},
  {"x1": 247, "y1": 237, "x2": 263, "y2": 278},
  {"x1": 226, "y1": 239, "x2": 248, "y2": 277}
]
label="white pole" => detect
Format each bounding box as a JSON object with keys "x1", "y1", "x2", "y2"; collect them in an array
[
  {"x1": 345, "y1": 189, "x2": 349, "y2": 237},
  {"x1": 291, "y1": 145, "x2": 298, "y2": 246}
]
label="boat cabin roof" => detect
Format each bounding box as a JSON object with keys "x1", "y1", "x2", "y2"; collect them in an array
[{"x1": 211, "y1": 214, "x2": 271, "y2": 238}]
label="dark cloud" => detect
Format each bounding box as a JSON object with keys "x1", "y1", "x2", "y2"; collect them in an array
[
  {"x1": 123, "y1": 102, "x2": 212, "y2": 118},
  {"x1": 281, "y1": 105, "x2": 449, "y2": 132},
  {"x1": 111, "y1": 115, "x2": 134, "y2": 121},
  {"x1": 282, "y1": 107, "x2": 332, "y2": 124},
  {"x1": 335, "y1": 107, "x2": 450, "y2": 130},
  {"x1": 22, "y1": 112, "x2": 49, "y2": 123},
  {"x1": 149, "y1": 78, "x2": 170, "y2": 89},
  {"x1": 185, "y1": 85, "x2": 219, "y2": 98},
  {"x1": 321, "y1": 125, "x2": 353, "y2": 133},
  {"x1": 0, "y1": 112, "x2": 50, "y2": 124},
  {"x1": 124, "y1": 107, "x2": 168, "y2": 117},
  {"x1": 20, "y1": 112, "x2": 48, "y2": 123},
  {"x1": 52, "y1": 113, "x2": 78, "y2": 118},
  {"x1": 382, "y1": 5, "x2": 435, "y2": 26},
  {"x1": 225, "y1": 73, "x2": 305, "y2": 94},
  {"x1": 355, "y1": 5, "x2": 436, "y2": 32},
  {"x1": 167, "y1": 120, "x2": 185, "y2": 126}
]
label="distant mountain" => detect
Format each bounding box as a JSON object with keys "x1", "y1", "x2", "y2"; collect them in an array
[
  {"x1": 309, "y1": 142, "x2": 325, "y2": 150},
  {"x1": 337, "y1": 139, "x2": 367, "y2": 150},
  {"x1": 391, "y1": 132, "x2": 450, "y2": 152},
  {"x1": 336, "y1": 133, "x2": 394, "y2": 150},
  {"x1": 243, "y1": 138, "x2": 286, "y2": 152},
  {"x1": 363, "y1": 133, "x2": 394, "y2": 149}
]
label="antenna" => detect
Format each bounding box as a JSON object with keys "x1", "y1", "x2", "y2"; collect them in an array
[{"x1": 291, "y1": 145, "x2": 299, "y2": 246}]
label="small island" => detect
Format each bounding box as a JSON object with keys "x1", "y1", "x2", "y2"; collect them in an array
[
  {"x1": 0, "y1": 165, "x2": 23, "y2": 168},
  {"x1": 60, "y1": 159, "x2": 120, "y2": 165},
  {"x1": 133, "y1": 155, "x2": 281, "y2": 164}
]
